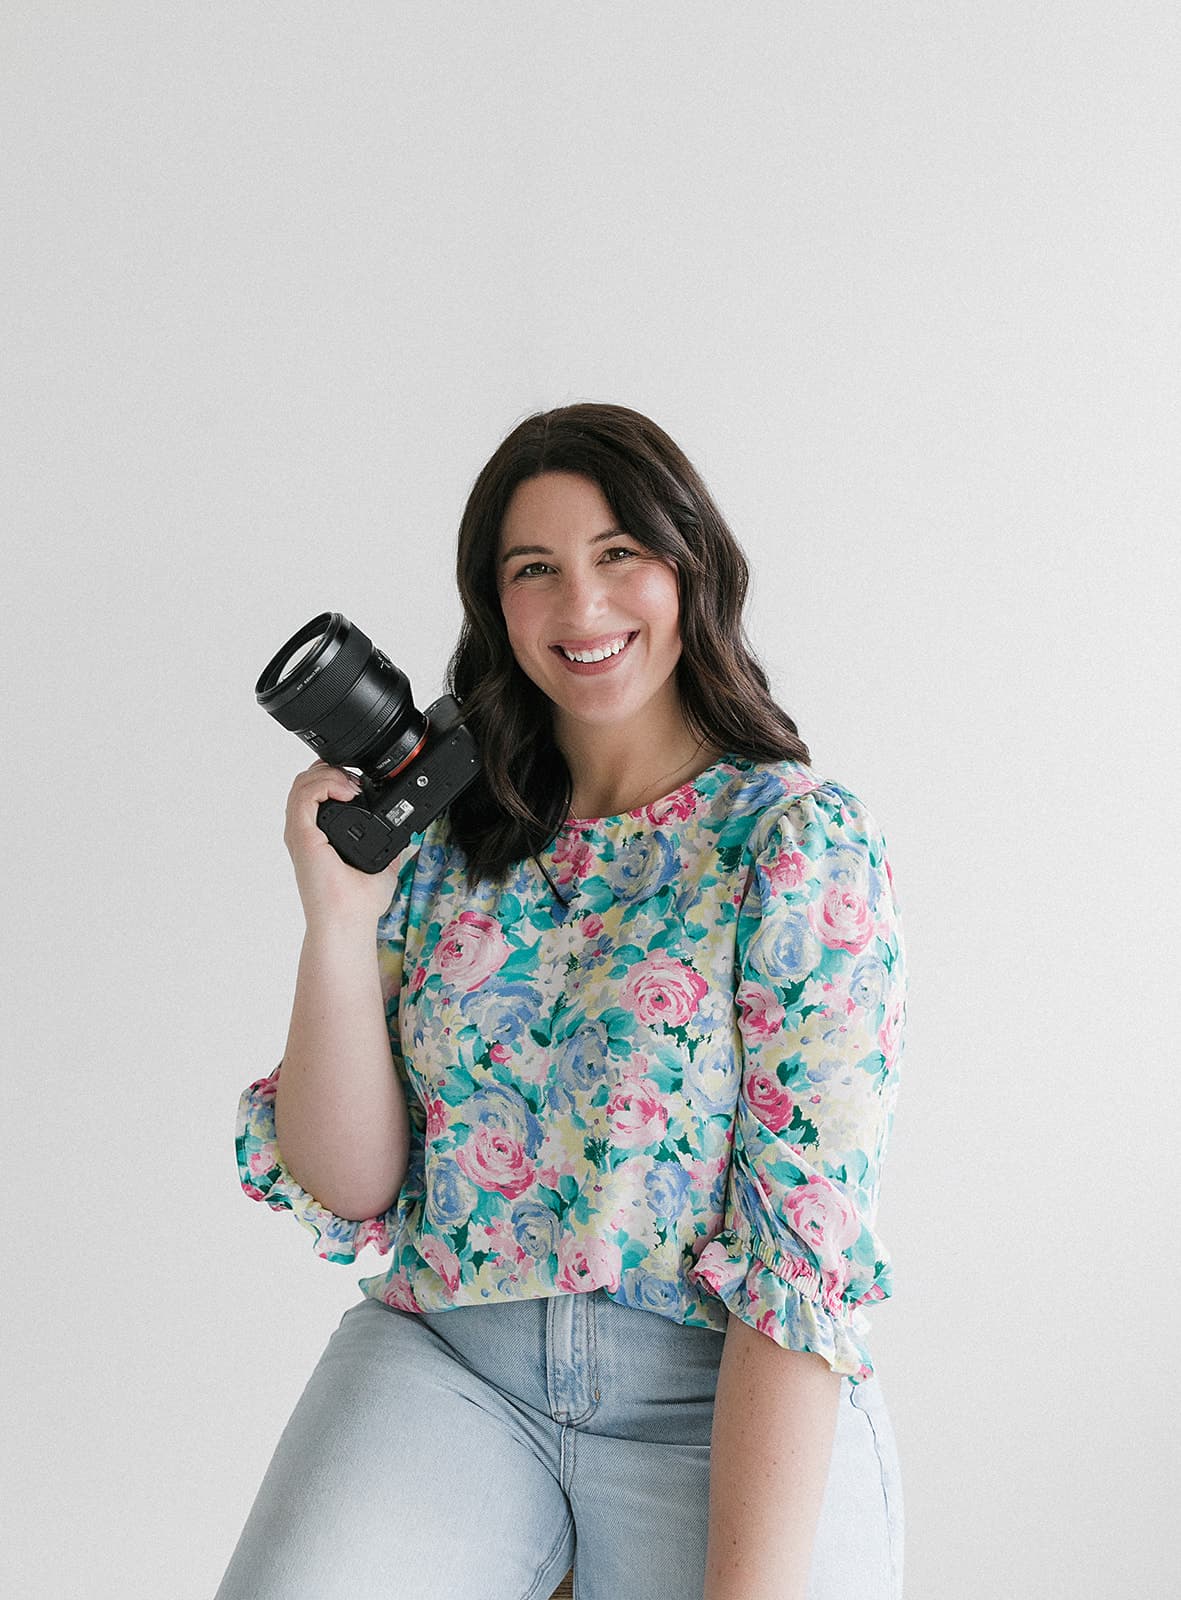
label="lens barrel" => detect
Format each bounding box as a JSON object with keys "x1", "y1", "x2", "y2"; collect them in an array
[{"x1": 255, "y1": 612, "x2": 427, "y2": 778}]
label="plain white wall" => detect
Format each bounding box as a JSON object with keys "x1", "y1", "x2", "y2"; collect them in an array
[{"x1": 3, "y1": 5, "x2": 1177, "y2": 1597}]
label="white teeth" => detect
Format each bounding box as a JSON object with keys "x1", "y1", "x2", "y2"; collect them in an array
[{"x1": 560, "y1": 635, "x2": 629, "y2": 663}]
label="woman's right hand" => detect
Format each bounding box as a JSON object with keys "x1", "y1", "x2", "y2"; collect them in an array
[{"x1": 283, "y1": 760, "x2": 405, "y2": 931}]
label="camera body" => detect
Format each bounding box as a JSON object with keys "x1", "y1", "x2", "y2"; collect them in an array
[
  {"x1": 256, "y1": 611, "x2": 481, "y2": 874},
  {"x1": 317, "y1": 693, "x2": 478, "y2": 872}
]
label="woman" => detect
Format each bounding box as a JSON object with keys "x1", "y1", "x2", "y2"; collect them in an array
[{"x1": 219, "y1": 404, "x2": 907, "y2": 1600}]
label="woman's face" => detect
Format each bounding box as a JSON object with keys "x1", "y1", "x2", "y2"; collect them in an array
[{"x1": 496, "y1": 471, "x2": 684, "y2": 739}]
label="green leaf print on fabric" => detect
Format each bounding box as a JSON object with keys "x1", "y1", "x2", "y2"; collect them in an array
[{"x1": 583, "y1": 1136, "x2": 611, "y2": 1170}]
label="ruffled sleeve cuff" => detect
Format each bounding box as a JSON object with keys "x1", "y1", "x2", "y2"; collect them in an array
[
  {"x1": 235, "y1": 1066, "x2": 397, "y2": 1264},
  {"x1": 689, "y1": 1226, "x2": 877, "y2": 1382}
]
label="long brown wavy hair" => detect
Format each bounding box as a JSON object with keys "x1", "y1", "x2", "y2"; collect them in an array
[{"x1": 446, "y1": 402, "x2": 810, "y2": 884}]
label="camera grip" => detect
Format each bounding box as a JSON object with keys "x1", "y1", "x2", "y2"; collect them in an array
[{"x1": 315, "y1": 796, "x2": 402, "y2": 874}]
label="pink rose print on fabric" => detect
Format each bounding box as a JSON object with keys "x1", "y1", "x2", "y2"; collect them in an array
[
  {"x1": 785, "y1": 1176, "x2": 862, "y2": 1267},
  {"x1": 642, "y1": 787, "x2": 700, "y2": 825},
  {"x1": 424, "y1": 1092, "x2": 448, "y2": 1144},
  {"x1": 684, "y1": 1151, "x2": 729, "y2": 1188},
  {"x1": 781, "y1": 770, "x2": 821, "y2": 797},
  {"x1": 381, "y1": 1272, "x2": 422, "y2": 1312},
  {"x1": 551, "y1": 831, "x2": 596, "y2": 887},
  {"x1": 246, "y1": 1147, "x2": 275, "y2": 1181},
  {"x1": 606, "y1": 1078, "x2": 670, "y2": 1147},
  {"x1": 455, "y1": 1124, "x2": 536, "y2": 1198},
  {"x1": 419, "y1": 1234, "x2": 462, "y2": 1294},
  {"x1": 555, "y1": 1236, "x2": 623, "y2": 1292},
  {"x1": 736, "y1": 980, "x2": 786, "y2": 1042},
  {"x1": 763, "y1": 846, "x2": 808, "y2": 893},
  {"x1": 621, "y1": 952, "x2": 708, "y2": 1027},
  {"x1": 743, "y1": 1068, "x2": 795, "y2": 1133},
  {"x1": 479, "y1": 1218, "x2": 529, "y2": 1268},
  {"x1": 618, "y1": 1050, "x2": 652, "y2": 1082},
  {"x1": 691, "y1": 1259, "x2": 721, "y2": 1294},
  {"x1": 687, "y1": 1244, "x2": 744, "y2": 1298},
  {"x1": 354, "y1": 1217, "x2": 392, "y2": 1254},
  {"x1": 434, "y1": 911, "x2": 510, "y2": 991},
  {"x1": 820, "y1": 1259, "x2": 853, "y2": 1314},
  {"x1": 811, "y1": 886, "x2": 875, "y2": 956}
]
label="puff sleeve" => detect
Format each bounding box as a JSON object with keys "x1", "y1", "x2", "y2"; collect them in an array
[
  {"x1": 233, "y1": 838, "x2": 426, "y2": 1264},
  {"x1": 687, "y1": 783, "x2": 907, "y2": 1381}
]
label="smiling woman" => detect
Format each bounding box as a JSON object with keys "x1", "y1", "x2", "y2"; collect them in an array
[
  {"x1": 220, "y1": 404, "x2": 907, "y2": 1600},
  {"x1": 445, "y1": 404, "x2": 813, "y2": 886},
  {"x1": 495, "y1": 470, "x2": 693, "y2": 818}
]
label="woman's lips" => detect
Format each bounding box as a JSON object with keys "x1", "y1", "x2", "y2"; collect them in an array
[{"x1": 550, "y1": 631, "x2": 638, "y2": 675}]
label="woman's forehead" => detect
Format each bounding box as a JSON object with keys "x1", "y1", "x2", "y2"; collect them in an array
[{"x1": 498, "y1": 471, "x2": 619, "y2": 553}]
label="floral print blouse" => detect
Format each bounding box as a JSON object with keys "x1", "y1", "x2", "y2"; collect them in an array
[{"x1": 235, "y1": 756, "x2": 907, "y2": 1382}]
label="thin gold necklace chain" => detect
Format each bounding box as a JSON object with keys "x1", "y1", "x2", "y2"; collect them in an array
[{"x1": 567, "y1": 738, "x2": 707, "y2": 821}]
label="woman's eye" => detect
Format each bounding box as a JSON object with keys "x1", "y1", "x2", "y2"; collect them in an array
[{"x1": 510, "y1": 548, "x2": 639, "y2": 581}]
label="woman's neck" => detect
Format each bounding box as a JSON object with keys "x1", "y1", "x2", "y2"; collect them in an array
[{"x1": 558, "y1": 711, "x2": 722, "y2": 821}]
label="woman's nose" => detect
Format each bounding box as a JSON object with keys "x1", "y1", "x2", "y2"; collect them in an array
[{"x1": 558, "y1": 567, "x2": 608, "y2": 623}]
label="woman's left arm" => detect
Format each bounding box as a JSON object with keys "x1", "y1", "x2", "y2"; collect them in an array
[
  {"x1": 688, "y1": 783, "x2": 908, "y2": 1597},
  {"x1": 704, "y1": 1318, "x2": 841, "y2": 1600}
]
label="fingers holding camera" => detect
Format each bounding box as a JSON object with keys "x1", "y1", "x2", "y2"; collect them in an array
[
  {"x1": 284, "y1": 761, "x2": 390, "y2": 930},
  {"x1": 286, "y1": 755, "x2": 359, "y2": 807},
  {"x1": 284, "y1": 759, "x2": 360, "y2": 842}
]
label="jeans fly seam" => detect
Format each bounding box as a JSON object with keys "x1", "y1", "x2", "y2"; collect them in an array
[
  {"x1": 549, "y1": 1293, "x2": 598, "y2": 1425},
  {"x1": 559, "y1": 1422, "x2": 576, "y2": 1494}
]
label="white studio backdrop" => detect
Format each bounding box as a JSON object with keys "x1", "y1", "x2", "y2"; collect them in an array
[{"x1": 3, "y1": 5, "x2": 1177, "y2": 1597}]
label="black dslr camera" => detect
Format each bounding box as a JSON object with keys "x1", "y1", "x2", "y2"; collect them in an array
[{"x1": 256, "y1": 612, "x2": 480, "y2": 873}]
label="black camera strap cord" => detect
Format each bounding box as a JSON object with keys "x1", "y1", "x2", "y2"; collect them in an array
[{"x1": 531, "y1": 848, "x2": 572, "y2": 911}]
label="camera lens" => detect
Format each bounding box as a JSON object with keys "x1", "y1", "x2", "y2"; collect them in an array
[{"x1": 256, "y1": 612, "x2": 428, "y2": 779}]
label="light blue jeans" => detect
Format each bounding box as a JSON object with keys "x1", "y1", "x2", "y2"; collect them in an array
[{"x1": 215, "y1": 1291, "x2": 903, "y2": 1599}]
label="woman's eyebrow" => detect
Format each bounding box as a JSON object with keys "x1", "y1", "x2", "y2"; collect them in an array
[{"x1": 499, "y1": 528, "x2": 628, "y2": 566}]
